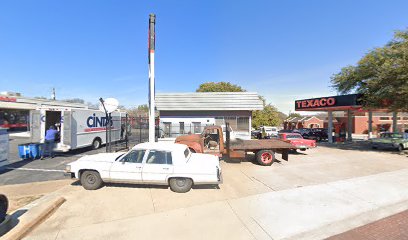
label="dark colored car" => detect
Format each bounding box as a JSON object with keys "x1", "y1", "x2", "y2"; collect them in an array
[
  {"x1": 251, "y1": 130, "x2": 261, "y2": 138},
  {"x1": 297, "y1": 128, "x2": 314, "y2": 139},
  {"x1": 278, "y1": 129, "x2": 295, "y2": 134},
  {"x1": 0, "y1": 194, "x2": 8, "y2": 222},
  {"x1": 310, "y1": 128, "x2": 328, "y2": 141}
]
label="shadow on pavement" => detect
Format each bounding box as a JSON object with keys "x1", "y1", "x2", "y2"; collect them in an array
[
  {"x1": 0, "y1": 159, "x2": 36, "y2": 175},
  {"x1": 71, "y1": 180, "x2": 219, "y2": 190}
]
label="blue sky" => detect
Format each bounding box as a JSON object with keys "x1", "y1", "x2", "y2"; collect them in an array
[{"x1": 1, "y1": 0, "x2": 407, "y2": 114}]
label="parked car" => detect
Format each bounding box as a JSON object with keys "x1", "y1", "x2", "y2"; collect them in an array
[
  {"x1": 278, "y1": 129, "x2": 294, "y2": 134},
  {"x1": 370, "y1": 132, "x2": 408, "y2": 152},
  {"x1": 251, "y1": 129, "x2": 261, "y2": 139},
  {"x1": 278, "y1": 133, "x2": 316, "y2": 151},
  {"x1": 0, "y1": 194, "x2": 8, "y2": 222},
  {"x1": 309, "y1": 128, "x2": 329, "y2": 141},
  {"x1": 260, "y1": 126, "x2": 279, "y2": 138},
  {"x1": 65, "y1": 142, "x2": 222, "y2": 193},
  {"x1": 297, "y1": 128, "x2": 314, "y2": 139}
]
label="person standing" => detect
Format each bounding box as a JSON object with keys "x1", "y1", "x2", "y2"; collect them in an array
[{"x1": 41, "y1": 126, "x2": 58, "y2": 159}]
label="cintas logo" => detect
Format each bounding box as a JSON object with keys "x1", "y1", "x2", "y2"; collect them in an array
[{"x1": 85, "y1": 114, "x2": 113, "y2": 132}]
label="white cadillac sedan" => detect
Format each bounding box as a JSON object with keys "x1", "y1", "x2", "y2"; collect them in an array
[{"x1": 65, "y1": 142, "x2": 222, "y2": 193}]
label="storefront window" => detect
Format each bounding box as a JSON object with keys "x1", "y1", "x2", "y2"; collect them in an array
[
  {"x1": 237, "y1": 117, "x2": 249, "y2": 131},
  {"x1": 0, "y1": 109, "x2": 30, "y2": 132}
]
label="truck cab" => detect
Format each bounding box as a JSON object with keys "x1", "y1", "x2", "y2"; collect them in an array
[{"x1": 175, "y1": 126, "x2": 226, "y2": 156}]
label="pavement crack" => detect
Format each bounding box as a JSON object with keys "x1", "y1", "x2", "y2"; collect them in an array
[
  {"x1": 251, "y1": 216, "x2": 274, "y2": 240},
  {"x1": 149, "y1": 187, "x2": 156, "y2": 212},
  {"x1": 251, "y1": 176, "x2": 277, "y2": 191},
  {"x1": 226, "y1": 200, "x2": 259, "y2": 240}
]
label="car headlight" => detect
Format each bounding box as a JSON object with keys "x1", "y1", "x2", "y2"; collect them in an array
[{"x1": 65, "y1": 165, "x2": 71, "y2": 173}]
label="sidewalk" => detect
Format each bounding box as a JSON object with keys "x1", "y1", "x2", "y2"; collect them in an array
[{"x1": 26, "y1": 168, "x2": 408, "y2": 240}]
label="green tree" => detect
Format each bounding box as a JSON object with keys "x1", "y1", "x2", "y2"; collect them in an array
[
  {"x1": 196, "y1": 82, "x2": 246, "y2": 92},
  {"x1": 288, "y1": 113, "x2": 302, "y2": 118},
  {"x1": 252, "y1": 104, "x2": 282, "y2": 128},
  {"x1": 331, "y1": 30, "x2": 408, "y2": 111}
]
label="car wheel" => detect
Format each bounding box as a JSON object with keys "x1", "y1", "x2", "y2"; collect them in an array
[
  {"x1": 256, "y1": 150, "x2": 275, "y2": 166},
  {"x1": 169, "y1": 178, "x2": 193, "y2": 193},
  {"x1": 397, "y1": 144, "x2": 403, "y2": 152},
  {"x1": 316, "y1": 136, "x2": 321, "y2": 142},
  {"x1": 80, "y1": 171, "x2": 103, "y2": 190}
]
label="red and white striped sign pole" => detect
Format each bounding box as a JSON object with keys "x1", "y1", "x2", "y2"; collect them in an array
[{"x1": 148, "y1": 14, "x2": 156, "y2": 142}]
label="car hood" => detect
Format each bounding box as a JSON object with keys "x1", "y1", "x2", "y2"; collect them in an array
[{"x1": 71, "y1": 152, "x2": 125, "y2": 164}]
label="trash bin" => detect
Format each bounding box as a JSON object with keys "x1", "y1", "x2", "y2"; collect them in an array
[
  {"x1": 18, "y1": 144, "x2": 31, "y2": 160},
  {"x1": 29, "y1": 143, "x2": 41, "y2": 159}
]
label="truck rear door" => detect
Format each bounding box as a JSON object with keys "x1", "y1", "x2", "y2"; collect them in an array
[
  {"x1": 30, "y1": 110, "x2": 41, "y2": 143},
  {"x1": 62, "y1": 111, "x2": 72, "y2": 147}
]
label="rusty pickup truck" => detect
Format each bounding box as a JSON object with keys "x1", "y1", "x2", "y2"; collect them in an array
[{"x1": 175, "y1": 125, "x2": 293, "y2": 166}]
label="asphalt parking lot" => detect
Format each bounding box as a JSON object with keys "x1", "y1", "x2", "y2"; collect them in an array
[{"x1": 0, "y1": 136, "x2": 113, "y2": 185}]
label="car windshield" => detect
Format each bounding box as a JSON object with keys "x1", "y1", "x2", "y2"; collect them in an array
[{"x1": 286, "y1": 134, "x2": 302, "y2": 139}]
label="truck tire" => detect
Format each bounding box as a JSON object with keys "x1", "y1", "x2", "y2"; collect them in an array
[
  {"x1": 169, "y1": 178, "x2": 193, "y2": 193},
  {"x1": 91, "y1": 138, "x2": 101, "y2": 150},
  {"x1": 256, "y1": 150, "x2": 275, "y2": 166},
  {"x1": 80, "y1": 171, "x2": 103, "y2": 190}
]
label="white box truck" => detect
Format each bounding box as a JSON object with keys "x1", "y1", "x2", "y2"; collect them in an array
[{"x1": 30, "y1": 107, "x2": 126, "y2": 152}]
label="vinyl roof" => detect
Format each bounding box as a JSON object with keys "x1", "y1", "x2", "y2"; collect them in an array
[
  {"x1": 155, "y1": 92, "x2": 264, "y2": 111},
  {"x1": 133, "y1": 142, "x2": 187, "y2": 152}
]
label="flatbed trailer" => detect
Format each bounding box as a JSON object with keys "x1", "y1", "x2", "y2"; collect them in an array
[{"x1": 175, "y1": 124, "x2": 293, "y2": 166}]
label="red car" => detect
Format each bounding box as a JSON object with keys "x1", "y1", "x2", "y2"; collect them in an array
[{"x1": 278, "y1": 133, "x2": 316, "y2": 151}]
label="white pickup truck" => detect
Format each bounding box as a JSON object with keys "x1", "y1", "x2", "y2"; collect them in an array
[{"x1": 65, "y1": 142, "x2": 222, "y2": 193}]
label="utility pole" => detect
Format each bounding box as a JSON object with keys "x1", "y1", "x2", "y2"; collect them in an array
[
  {"x1": 51, "y1": 88, "x2": 56, "y2": 100},
  {"x1": 148, "y1": 14, "x2": 156, "y2": 142}
]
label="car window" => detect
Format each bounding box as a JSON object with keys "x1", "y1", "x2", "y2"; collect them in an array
[
  {"x1": 146, "y1": 150, "x2": 172, "y2": 164},
  {"x1": 184, "y1": 148, "x2": 190, "y2": 159},
  {"x1": 286, "y1": 134, "x2": 302, "y2": 139},
  {"x1": 121, "y1": 150, "x2": 145, "y2": 163}
]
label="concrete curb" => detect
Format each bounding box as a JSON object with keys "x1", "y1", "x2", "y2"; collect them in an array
[{"x1": 1, "y1": 196, "x2": 65, "y2": 240}]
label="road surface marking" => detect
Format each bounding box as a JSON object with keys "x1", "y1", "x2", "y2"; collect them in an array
[{"x1": 6, "y1": 167, "x2": 65, "y2": 173}]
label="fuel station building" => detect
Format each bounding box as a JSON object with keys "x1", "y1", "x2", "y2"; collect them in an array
[{"x1": 292, "y1": 94, "x2": 408, "y2": 143}]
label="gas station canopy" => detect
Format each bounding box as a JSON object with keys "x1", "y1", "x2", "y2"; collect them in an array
[{"x1": 295, "y1": 94, "x2": 363, "y2": 112}]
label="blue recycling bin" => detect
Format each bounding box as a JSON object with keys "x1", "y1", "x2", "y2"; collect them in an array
[
  {"x1": 29, "y1": 143, "x2": 41, "y2": 159},
  {"x1": 18, "y1": 144, "x2": 31, "y2": 159}
]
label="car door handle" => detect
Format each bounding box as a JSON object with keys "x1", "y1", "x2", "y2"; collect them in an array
[
  {"x1": 136, "y1": 166, "x2": 142, "y2": 169},
  {"x1": 162, "y1": 167, "x2": 169, "y2": 170}
]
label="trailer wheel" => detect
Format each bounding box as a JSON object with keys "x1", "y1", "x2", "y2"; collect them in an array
[
  {"x1": 91, "y1": 138, "x2": 101, "y2": 150},
  {"x1": 256, "y1": 150, "x2": 275, "y2": 166}
]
